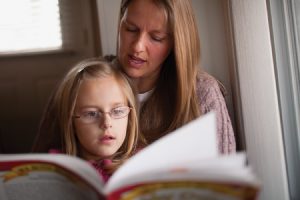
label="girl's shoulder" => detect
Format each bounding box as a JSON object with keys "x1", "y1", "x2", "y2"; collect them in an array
[
  {"x1": 48, "y1": 149, "x2": 62, "y2": 154},
  {"x1": 48, "y1": 149, "x2": 112, "y2": 182},
  {"x1": 89, "y1": 159, "x2": 112, "y2": 183}
]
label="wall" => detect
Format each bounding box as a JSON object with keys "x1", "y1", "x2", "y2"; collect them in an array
[{"x1": 96, "y1": 0, "x2": 121, "y2": 56}]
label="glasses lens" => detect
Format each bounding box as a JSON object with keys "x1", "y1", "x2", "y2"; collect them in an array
[
  {"x1": 75, "y1": 107, "x2": 131, "y2": 123},
  {"x1": 82, "y1": 111, "x2": 101, "y2": 123},
  {"x1": 111, "y1": 106, "x2": 130, "y2": 119}
]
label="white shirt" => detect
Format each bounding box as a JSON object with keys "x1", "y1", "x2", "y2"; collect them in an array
[{"x1": 138, "y1": 89, "x2": 154, "y2": 106}]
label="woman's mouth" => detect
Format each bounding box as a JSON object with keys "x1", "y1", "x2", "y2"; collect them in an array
[{"x1": 128, "y1": 55, "x2": 146, "y2": 68}]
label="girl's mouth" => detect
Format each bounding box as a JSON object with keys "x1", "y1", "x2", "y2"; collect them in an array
[{"x1": 100, "y1": 135, "x2": 115, "y2": 144}]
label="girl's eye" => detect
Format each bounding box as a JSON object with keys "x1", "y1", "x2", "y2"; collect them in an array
[
  {"x1": 112, "y1": 108, "x2": 124, "y2": 116},
  {"x1": 84, "y1": 111, "x2": 99, "y2": 118},
  {"x1": 111, "y1": 106, "x2": 130, "y2": 118}
]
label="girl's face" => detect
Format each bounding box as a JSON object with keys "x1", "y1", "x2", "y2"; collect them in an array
[
  {"x1": 118, "y1": 0, "x2": 172, "y2": 92},
  {"x1": 73, "y1": 76, "x2": 129, "y2": 160}
]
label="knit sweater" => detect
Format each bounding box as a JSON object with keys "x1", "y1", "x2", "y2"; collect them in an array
[{"x1": 196, "y1": 72, "x2": 236, "y2": 154}]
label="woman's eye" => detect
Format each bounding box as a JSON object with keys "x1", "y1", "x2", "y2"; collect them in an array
[
  {"x1": 126, "y1": 27, "x2": 138, "y2": 32},
  {"x1": 151, "y1": 36, "x2": 164, "y2": 42}
]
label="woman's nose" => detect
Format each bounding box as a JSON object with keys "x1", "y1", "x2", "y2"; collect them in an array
[{"x1": 132, "y1": 33, "x2": 146, "y2": 53}]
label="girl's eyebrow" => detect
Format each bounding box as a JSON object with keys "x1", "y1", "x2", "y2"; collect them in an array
[
  {"x1": 76, "y1": 105, "x2": 98, "y2": 110},
  {"x1": 112, "y1": 102, "x2": 127, "y2": 107},
  {"x1": 78, "y1": 102, "x2": 127, "y2": 109}
]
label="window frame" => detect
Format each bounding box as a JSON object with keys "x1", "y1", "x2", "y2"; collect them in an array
[
  {"x1": 227, "y1": 0, "x2": 290, "y2": 199},
  {"x1": 268, "y1": 0, "x2": 300, "y2": 199}
]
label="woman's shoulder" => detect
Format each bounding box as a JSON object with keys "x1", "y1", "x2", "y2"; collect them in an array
[
  {"x1": 196, "y1": 71, "x2": 226, "y2": 98},
  {"x1": 196, "y1": 71, "x2": 228, "y2": 113}
]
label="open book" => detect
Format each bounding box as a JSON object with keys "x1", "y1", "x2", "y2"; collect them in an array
[{"x1": 0, "y1": 112, "x2": 260, "y2": 200}]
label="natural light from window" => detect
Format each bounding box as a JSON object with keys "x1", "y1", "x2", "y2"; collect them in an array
[{"x1": 0, "y1": 0, "x2": 62, "y2": 54}]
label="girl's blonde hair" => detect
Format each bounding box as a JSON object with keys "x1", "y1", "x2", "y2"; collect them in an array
[
  {"x1": 118, "y1": 0, "x2": 200, "y2": 143},
  {"x1": 32, "y1": 57, "x2": 141, "y2": 172}
]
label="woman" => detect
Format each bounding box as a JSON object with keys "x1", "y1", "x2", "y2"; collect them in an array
[{"x1": 116, "y1": 0, "x2": 235, "y2": 153}]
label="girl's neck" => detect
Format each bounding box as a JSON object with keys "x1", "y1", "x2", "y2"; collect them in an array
[{"x1": 78, "y1": 150, "x2": 107, "y2": 162}]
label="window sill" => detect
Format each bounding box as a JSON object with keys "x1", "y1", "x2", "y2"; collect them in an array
[{"x1": 0, "y1": 49, "x2": 76, "y2": 59}]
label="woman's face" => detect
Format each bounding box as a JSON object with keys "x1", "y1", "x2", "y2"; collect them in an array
[
  {"x1": 118, "y1": 0, "x2": 173, "y2": 92},
  {"x1": 73, "y1": 76, "x2": 129, "y2": 160}
]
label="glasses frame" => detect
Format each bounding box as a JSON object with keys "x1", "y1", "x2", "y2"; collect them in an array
[{"x1": 73, "y1": 106, "x2": 132, "y2": 124}]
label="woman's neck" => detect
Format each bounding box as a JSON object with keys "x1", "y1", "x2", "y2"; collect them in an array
[{"x1": 133, "y1": 78, "x2": 157, "y2": 93}]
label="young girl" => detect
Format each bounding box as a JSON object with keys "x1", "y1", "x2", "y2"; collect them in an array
[{"x1": 32, "y1": 57, "x2": 142, "y2": 182}]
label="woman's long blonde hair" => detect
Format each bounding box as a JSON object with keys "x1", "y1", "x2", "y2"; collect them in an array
[
  {"x1": 118, "y1": 0, "x2": 200, "y2": 143},
  {"x1": 32, "y1": 57, "x2": 141, "y2": 172}
]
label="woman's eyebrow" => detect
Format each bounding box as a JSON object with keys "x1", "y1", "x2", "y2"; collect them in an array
[
  {"x1": 125, "y1": 20, "x2": 168, "y2": 34},
  {"x1": 151, "y1": 30, "x2": 169, "y2": 35},
  {"x1": 123, "y1": 18, "x2": 136, "y2": 26}
]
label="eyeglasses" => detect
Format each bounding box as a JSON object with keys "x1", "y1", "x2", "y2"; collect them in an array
[{"x1": 74, "y1": 106, "x2": 132, "y2": 124}]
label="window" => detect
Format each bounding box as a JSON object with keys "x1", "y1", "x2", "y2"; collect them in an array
[
  {"x1": 268, "y1": 0, "x2": 300, "y2": 199},
  {"x1": 294, "y1": 0, "x2": 300, "y2": 77},
  {"x1": 0, "y1": 0, "x2": 62, "y2": 54},
  {"x1": 0, "y1": 0, "x2": 99, "y2": 153}
]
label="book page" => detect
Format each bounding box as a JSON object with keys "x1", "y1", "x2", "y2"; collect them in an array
[
  {"x1": 105, "y1": 112, "x2": 218, "y2": 194},
  {"x1": 0, "y1": 154, "x2": 105, "y2": 200},
  {"x1": 108, "y1": 153, "x2": 257, "y2": 185}
]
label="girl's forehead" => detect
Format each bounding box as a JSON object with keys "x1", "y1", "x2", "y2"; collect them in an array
[
  {"x1": 79, "y1": 76, "x2": 119, "y2": 91},
  {"x1": 76, "y1": 76, "x2": 128, "y2": 106}
]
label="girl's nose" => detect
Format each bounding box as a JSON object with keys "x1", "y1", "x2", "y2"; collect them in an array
[{"x1": 101, "y1": 113, "x2": 112, "y2": 129}]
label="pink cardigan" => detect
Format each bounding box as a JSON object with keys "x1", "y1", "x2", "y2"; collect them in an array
[{"x1": 196, "y1": 72, "x2": 236, "y2": 154}]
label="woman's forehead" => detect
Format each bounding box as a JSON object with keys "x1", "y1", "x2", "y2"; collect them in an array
[{"x1": 123, "y1": 0, "x2": 169, "y2": 32}]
